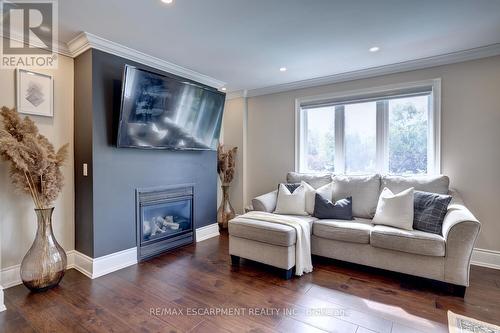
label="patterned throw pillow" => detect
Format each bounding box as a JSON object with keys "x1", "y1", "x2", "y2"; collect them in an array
[
  {"x1": 277, "y1": 183, "x2": 301, "y2": 193},
  {"x1": 413, "y1": 191, "x2": 452, "y2": 235}
]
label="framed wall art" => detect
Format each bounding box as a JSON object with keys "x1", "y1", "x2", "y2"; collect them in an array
[{"x1": 16, "y1": 69, "x2": 54, "y2": 117}]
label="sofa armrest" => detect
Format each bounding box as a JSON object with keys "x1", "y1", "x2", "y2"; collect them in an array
[
  {"x1": 251, "y1": 190, "x2": 278, "y2": 212},
  {"x1": 443, "y1": 188, "x2": 481, "y2": 286}
]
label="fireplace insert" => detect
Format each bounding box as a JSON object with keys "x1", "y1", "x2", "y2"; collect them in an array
[{"x1": 136, "y1": 185, "x2": 194, "y2": 260}]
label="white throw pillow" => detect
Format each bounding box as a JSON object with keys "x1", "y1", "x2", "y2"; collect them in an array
[
  {"x1": 274, "y1": 183, "x2": 308, "y2": 216},
  {"x1": 302, "y1": 181, "x2": 334, "y2": 215},
  {"x1": 373, "y1": 187, "x2": 414, "y2": 230}
]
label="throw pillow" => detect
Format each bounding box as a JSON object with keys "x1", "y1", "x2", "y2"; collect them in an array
[
  {"x1": 373, "y1": 187, "x2": 414, "y2": 230},
  {"x1": 277, "y1": 183, "x2": 301, "y2": 193},
  {"x1": 413, "y1": 190, "x2": 452, "y2": 235},
  {"x1": 301, "y1": 181, "x2": 334, "y2": 215},
  {"x1": 274, "y1": 183, "x2": 308, "y2": 216},
  {"x1": 313, "y1": 194, "x2": 353, "y2": 220}
]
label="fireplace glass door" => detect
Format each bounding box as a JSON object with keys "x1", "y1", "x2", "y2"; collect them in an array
[{"x1": 141, "y1": 197, "x2": 192, "y2": 244}]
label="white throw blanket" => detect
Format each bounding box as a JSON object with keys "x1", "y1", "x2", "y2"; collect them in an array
[{"x1": 239, "y1": 211, "x2": 313, "y2": 276}]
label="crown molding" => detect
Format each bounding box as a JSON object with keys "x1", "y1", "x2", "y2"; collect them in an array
[
  {"x1": 2, "y1": 30, "x2": 226, "y2": 88},
  {"x1": 67, "y1": 32, "x2": 225, "y2": 88},
  {"x1": 5, "y1": 29, "x2": 499, "y2": 95},
  {"x1": 239, "y1": 43, "x2": 500, "y2": 98}
]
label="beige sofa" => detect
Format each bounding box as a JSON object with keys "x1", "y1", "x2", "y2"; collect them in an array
[{"x1": 228, "y1": 173, "x2": 480, "y2": 294}]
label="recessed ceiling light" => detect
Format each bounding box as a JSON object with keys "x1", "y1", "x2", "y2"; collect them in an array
[
  {"x1": 369, "y1": 46, "x2": 380, "y2": 52},
  {"x1": 279, "y1": 67, "x2": 287, "y2": 72},
  {"x1": 161, "y1": 0, "x2": 173, "y2": 4},
  {"x1": 221, "y1": 87, "x2": 227, "y2": 91}
]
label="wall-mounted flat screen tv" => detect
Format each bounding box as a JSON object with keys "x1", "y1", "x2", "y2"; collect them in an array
[{"x1": 117, "y1": 65, "x2": 225, "y2": 150}]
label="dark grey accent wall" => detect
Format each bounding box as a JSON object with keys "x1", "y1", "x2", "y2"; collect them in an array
[
  {"x1": 74, "y1": 49, "x2": 94, "y2": 257},
  {"x1": 74, "y1": 49, "x2": 218, "y2": 258}
]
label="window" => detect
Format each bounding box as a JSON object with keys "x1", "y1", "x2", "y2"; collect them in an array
[
  {"x1": 302, "y1": 106, "x2": 335, "y2": 172},
  {"x1": 388, "y1": 95, "x2": 428, "y2": 174},
  {"x1": 296, "y1": 80, "x2": 440, "y2": 175},
  {"x1": 344, "y1": 101, "x2": 377, "y2": 174}
]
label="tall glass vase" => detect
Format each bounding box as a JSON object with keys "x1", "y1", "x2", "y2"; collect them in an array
[
  {"x1": 217, "y1": 185, "x2": 235, "y2": 230},
  {"x1": 20, "y1": 207, "x2": 67, "y2": 292}
]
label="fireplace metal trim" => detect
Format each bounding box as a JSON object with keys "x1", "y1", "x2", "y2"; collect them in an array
[{"x1": 135, "y1": 183, "x2": 195, "y2": 261}]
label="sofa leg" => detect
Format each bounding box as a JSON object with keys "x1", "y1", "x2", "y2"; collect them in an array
[
  {"x1": 283, "y1": 267, "x2": 293, "y2": 280},
  {"x1": 230, "y1": 255, "x2": 240, "y2": 266}
]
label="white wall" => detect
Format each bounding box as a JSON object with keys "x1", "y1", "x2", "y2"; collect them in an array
[
  {"x1": 223, "y1": 55, "x2": 500, "y2": 252},
  {"x1": 0, "y1": 51, "x2": 75, "y2": 272},
  {"x1": 222, "y1": 97, "x2": 246, "y2": 213}
]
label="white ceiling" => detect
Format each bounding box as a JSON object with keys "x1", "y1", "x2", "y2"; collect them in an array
[{"x1": 59, "y1": 0, "x2": 500, "y2": 92}]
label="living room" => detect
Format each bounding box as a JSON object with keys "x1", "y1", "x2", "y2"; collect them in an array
[{"x1": 1, "y1": 1, "x2": 500, "y2": 332}]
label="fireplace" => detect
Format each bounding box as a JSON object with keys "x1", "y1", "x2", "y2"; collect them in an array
[{"x1": 136, "y1": 185, "x2": 194, "y2": 261}]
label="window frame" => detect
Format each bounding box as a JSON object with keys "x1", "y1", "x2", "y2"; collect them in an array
[{"x1": 295, "y1": 79, "x2": 441, "y2": 175}]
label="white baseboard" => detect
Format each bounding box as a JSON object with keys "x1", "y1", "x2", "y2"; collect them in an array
[
  {"x1": 0, "y1": 286, "x2": 5, "y2": 312},
  {"x1": 196, "y1": 223, "x2": 220, "y2": 242},
  {"x1": 1, "y1": 248, "x2": 138, "y2": 287},
  {"x1": 1, "y1": 250, "x2": 77, "y2": 289},
  {"x1": 471, "y1": 248, "x2": 500, "y2": 270},
  {"x1": 91, "y1": 248, "x2": 137, "y2": 279},
  {"x1": 1, "y1": 264, "x2": 22, "y2": 289},
  {"x1": 73, "y1": 247, "x2": 138, "y2": 279},
  {"x1": 72, "y1": 250, "x2": 94, "y2": 278}
]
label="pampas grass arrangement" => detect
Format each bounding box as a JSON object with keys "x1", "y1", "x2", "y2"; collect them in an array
[
  {"x1": 0, "y1": 106, "x2": 68, "y2": 209},
  {"x1": 217, "y1": 144, "x2": 238, "y2": 228},
  {"x1": 217, "y1": 144, "x2": 237, "y2": 185}
]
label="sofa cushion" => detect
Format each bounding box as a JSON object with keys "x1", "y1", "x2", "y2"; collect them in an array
[
  {"x1": 287, "y1": 172, "x2": 333, "y2": 189},
  {"x1": 228, "y1": 215, "x2": 317, "y2": 247},
  {"x1": 313, "y1": 218, "x2": 373, "y2": 244},
  {"x1": 332, "y1": 174, "x2": 381, "y2": 219},
  {"x1": 381, "y1": 175, "x2": 449, "y2": 195},
  {"x1": 370, "y1": 225, "x2": 445, "y2": 257}
]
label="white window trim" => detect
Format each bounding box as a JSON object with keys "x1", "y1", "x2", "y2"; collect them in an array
[{"x1": 294, "y1": 78, "x2": 442, "y2": 175}]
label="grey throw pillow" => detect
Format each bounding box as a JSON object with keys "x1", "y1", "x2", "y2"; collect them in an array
[
  {"x1": 413, "y1": 191, "x2": 452, "y2": 235},
  {"x1": 313, "y1": 194, "x2": 353, "y2": 220}
]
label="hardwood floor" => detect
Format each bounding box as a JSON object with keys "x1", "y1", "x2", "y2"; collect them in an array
[{"x1": 2, "y1": 232, "x2": 500, "y2": 332}]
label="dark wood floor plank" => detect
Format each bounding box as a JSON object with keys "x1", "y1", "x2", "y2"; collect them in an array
[
  {"x1": 2, "y1": 232, "x2": 500, "y2": 333},
  {"x1": 95, "y1": 273, "x2": 204, "y2": 332},
  {"x1": 61, "y1": 275, "x2": 180, "y2": 332},
  {"x1": 0, "y1": 299, "x2": 36, "y2": 333},
  {"x1": 4, "y1": 285, "x2": 91, "y2": 333},
  {"x1": 48, "y1": 282, "x2": 136, "y2": 332}
]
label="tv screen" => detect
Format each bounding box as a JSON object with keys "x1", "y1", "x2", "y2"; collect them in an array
[{"x1": 117, "y1": 65, "x2": 225, "y2": 150}]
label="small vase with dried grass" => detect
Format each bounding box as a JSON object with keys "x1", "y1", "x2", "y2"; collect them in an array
[
  {"x1": 0, "y1": 106, "x2": 69, "y2": 291},
  {"x1": 217, "y1": 144, "x2": 237, "y2": 229}
]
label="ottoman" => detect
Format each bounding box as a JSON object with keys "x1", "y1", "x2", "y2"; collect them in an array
[{"x1": 228, "y1": 215, "x2": 316, "y2": 279}]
